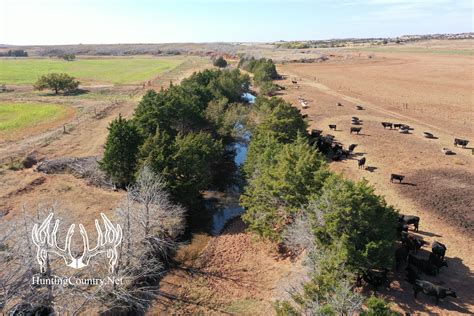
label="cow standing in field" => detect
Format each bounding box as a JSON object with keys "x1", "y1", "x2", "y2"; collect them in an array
[
  {"x1": 395, "y1": 245, "x2": 409, "y2": 269},
  {"x1": 405, "y1": 264, "x2": 420, "y2": 284},
  {"x1": 399, "y1": 214, "x2": 420, "y2": 231},
  {"x1": 358, "y1": 157, "x2": 366, "y2": 169},
  {"x1": 403, "y1": 234, "x2": 426, "y2": 252},
  {"x1": 413, "y1": 280, "x2": 456, "y2": 304},
  {"x1": 329, "y1": 124, "x2": 337, "y2": 131},
  {"x1": 381, "y1": 122, "x2": 393, "y2": 129},
  {"x1": 310, "y1": 129, "x2": 322, "y2": 138},
  {"x1": 429, "y1": 252, "x2": 448, "y2": 273},
  {"x1": 390, "y1": 174, "x2": 405, "y2": 183},
  {"x1": 291, "y1": 80, "x2": 298, "y2": 85},
  {"x1": 432, "y1": 241, "x2": 447, "y2": 260},
  {"x1": 408, "y1": 255, "x2": 438, "y2": 276},
  {"x1": 361, "y1": 269, "x2": 391, "y2": 291},
  {"x1": 350, "y1": 127, "x2": 362, "y2": 134},
  {"x1": 454, "y1": 138, "x2": 469, "y2": 148}
]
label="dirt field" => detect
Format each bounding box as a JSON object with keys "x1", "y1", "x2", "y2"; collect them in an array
[
  {"x1": 148, "y1": 219, "x2": 305, "y2": 315},
  {"x1": 278, "y1": 50, "x2": 474, "y2": 314}
]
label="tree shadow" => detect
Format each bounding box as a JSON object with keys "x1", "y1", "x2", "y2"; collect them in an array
[
  {"x1": 400, "y1": 182, "x2": 417, "y2": 186},
  {"x1": 64, "y1": 88, "x2": 90, "y2": 96},
  {"x1": 416, "y1": 230, "x2": 442, "y2": 238},
  {"x1": 40, "y1": 88, "x2": 90, "y2": 96}
]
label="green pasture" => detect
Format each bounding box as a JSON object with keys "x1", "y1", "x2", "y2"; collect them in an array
[
  {"x1": 0, "y1": 102, "x2": 69, "y2": 135},
  {"x1": 0, "y1": 57, "x2": 183, "y2": 85}
]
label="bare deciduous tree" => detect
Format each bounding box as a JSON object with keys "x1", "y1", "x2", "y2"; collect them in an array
[{"x1": 1, "y1": 166, "x2": 186, "y2": 314}]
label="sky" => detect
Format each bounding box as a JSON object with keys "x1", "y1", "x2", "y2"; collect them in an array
[{"x1": 1, "y1": 0, "x2": 472, "y2": 45}]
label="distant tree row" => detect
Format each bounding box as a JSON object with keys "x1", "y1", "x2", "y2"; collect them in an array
[
  {"x1": 241, "y1": 96, "x2": 399, "y2": 314},
  {"x1": 101, "y1": 68, "x2": 250, "y2": 206},
  {"x1": 0, "y1": 49, "x2": 28, "y2": 57}
]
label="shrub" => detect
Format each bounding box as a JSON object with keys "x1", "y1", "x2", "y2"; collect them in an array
[
  {"x1": 62, "y1": 54, "x2": 76, "y2": 61},
  {"x1": 259, "y1": 81, "x2": 278, "y2": 96},
  {"x1": 213, "y1": 56, "x2": 228, "y2": 68},
  {"x1": 362, "y1": 296, "x2": 399, "y2": 316}
]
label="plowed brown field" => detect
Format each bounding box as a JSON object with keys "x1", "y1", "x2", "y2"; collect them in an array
[{"x1": 279, "y1": 51, "x2": 474, "y2": 314}]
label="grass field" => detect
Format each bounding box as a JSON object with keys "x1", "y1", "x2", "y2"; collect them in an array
[
  {"x1": 0, "y1": 57, "x2": 183, "y2": 85},
  {"x1": 0, "y1": 102, "x2": 70, "y2": 135}
]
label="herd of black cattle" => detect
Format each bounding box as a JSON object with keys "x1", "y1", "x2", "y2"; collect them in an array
[
  {"x1": 301, "y1": 102, "x2": 471, "y2": 305},
  {"x1": 305, "y1": 103, "x2": 470, "y2": 184}
]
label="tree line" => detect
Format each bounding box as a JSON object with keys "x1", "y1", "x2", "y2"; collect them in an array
[
  {"x1": 0, "y1": 49, "x2": 28, "y2": 57},
  {"x1": 240, "y1": 94, "x2": 399, "y2": 314},
  {"x1": 101, "y1": 68, "x2": 251, "y2": 206},
  {"x1": 239, "y1": 57, "x2": 280, "y2": 96}
]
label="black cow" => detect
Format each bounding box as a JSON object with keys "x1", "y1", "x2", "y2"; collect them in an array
[
  {"x1": 352, "y1": 116, "x2": 359, "y2": 120},
  {"x1": 332, "y1": 143, "x2": 342, "y2": 152},
  {"x1": 399, "y1": 214, "x2": 420, "y2": 231},
  {"x1": 454, "y1": 138, "x2": 469, "y2": 148},
  {"x1": 429, "y1": 252, "x2": 448, "y2": 273},
  {"x1": 352, "y1": 119, "x2": 362, "y2": 125},
  {"x1": 390, "y1": 174, "x2": 405, "y2": 183},
  {"x1": 398, "y1": 224, "x2": 409, "y2": 237},
  {"x1": 310, "y1": 129, "x2": 322, "y2": 138},
  {"x1": 358, "y1": 157, "x2": 366, "y2": 169},
  {"x1": 432, "y1": 241, "x2": 447, "y2": 259},
  {"x1": 405, "y1": 264, "x2": 421, "y2": 284},
  {"x1": 381, "y1": 122, "x2": 393, "y2": 129},
  {"x1": 395, "y1": 245, "x2": 409, "y2": 269},
  {"x1": 408, "y1": 254, "x2": 438, "y2": 276},
  {"x1": 341, "y1": 149, "x2": 350, "y2": 159},
  {"x1": 403, "y1": 234, "x2": 426, "y2": 252},
  {"x1": 332, "y1": 150, "x2": 343, "y2": 161},
  {"x1": 291, "y1": 80, "x2": 298, "y2": 85},
  {"x1": 356, "y1": 105, "x2": 364, "y2": 110},
  {"x1": 350, "y1": 127, "x2": 362, "y2": 134},
  {"x1": 329, "y1": 124, "x2": 337, "y2": 131},
  {"x1": 362, "y1": 269, "x2": 390, "y2": 291},
  {"x1": 348, "y1": 144, "x2": 357, "y2": 152},
  {"x1": 301, "y1": 114, "x2": 308, "y2": 119},
  {"x1": 393, "y1": 123, "x2": 403, "y2": 129},
  {"x1": 413, "y1": 280, "x2": 456, "y2": 304}
]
